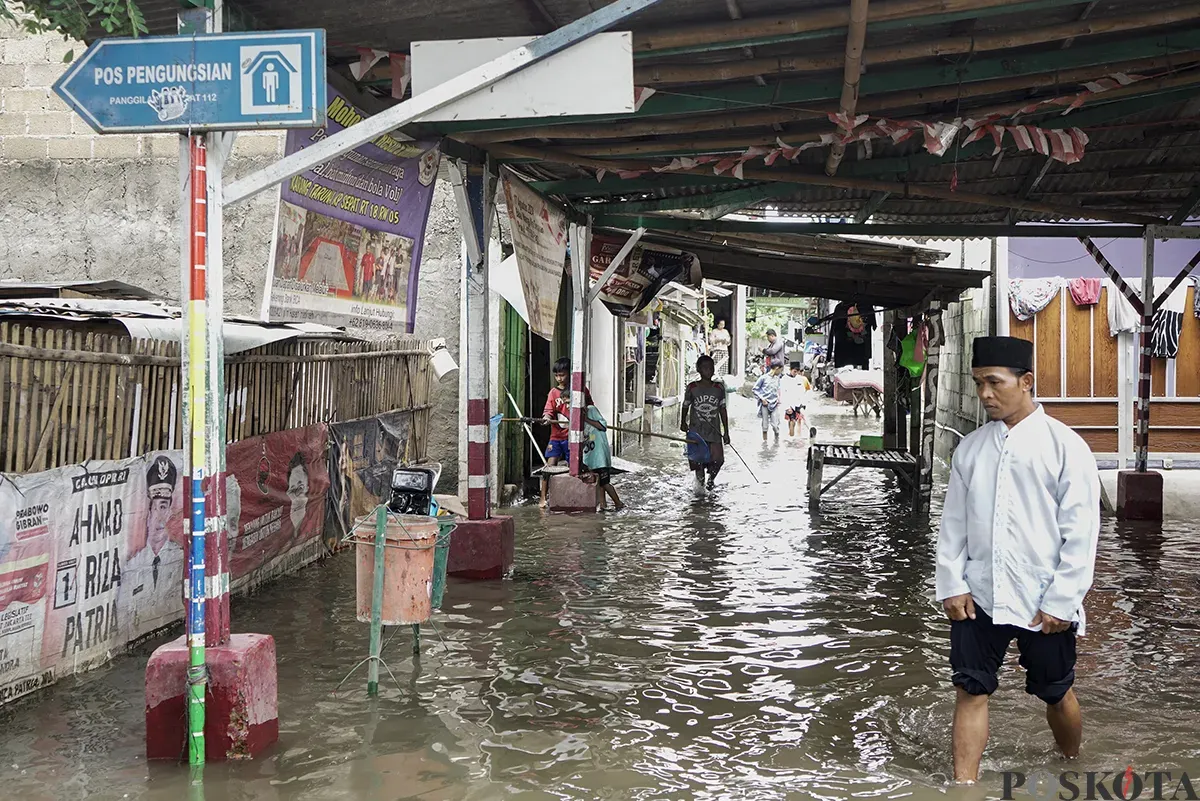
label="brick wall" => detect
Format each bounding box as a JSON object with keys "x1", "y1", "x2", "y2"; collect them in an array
[{"x1": 934, "y1": 284, "x2": 993, "y2": 462}]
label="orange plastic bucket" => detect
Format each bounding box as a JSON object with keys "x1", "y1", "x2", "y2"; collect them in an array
[{"x1": 355, "y1": 514, "x2": 439, "y2": 626}]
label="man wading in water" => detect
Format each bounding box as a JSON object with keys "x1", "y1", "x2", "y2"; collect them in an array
[{"x1": 935, "y1": 336, "x2": 1100, "y2": 783}]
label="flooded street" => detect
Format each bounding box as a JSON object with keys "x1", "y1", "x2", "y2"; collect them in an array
[{"x1": 2, "y1": 395, "x2": 1199, "y2": 801}]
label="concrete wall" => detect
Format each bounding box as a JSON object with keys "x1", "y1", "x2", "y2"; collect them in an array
[
  {"x1": 934, "y1": 286, "x2": 991, "y2": 463},
  {"x1": 0, "y1": 24, "x2": 464, "y2": 486}
]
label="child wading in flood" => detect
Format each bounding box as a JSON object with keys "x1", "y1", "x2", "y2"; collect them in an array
[
  {"x1": 782, "y1": 362, "x2": 810, "y2": 438},
  {"x1": 754, "y1": 363, "x2": 784, "y2": 441},
  {"x1": 582, "y1": 402, "x2": 624, "y2": 511},
  {"x1": 541, "y1": 357, "x2": 592, "y2": 508},
  {"x1": 681, "y1": 355, "x2": 730, "y2": 494}
]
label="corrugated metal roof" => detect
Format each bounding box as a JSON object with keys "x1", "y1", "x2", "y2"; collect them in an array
[{"x1": 107, "y1": 0, "x2": 1200, "y2": 232}]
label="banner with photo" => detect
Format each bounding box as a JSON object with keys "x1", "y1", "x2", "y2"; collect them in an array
[
  {"x1": 0, "y1": 451, "x2": 187, "y2": 706},
  {"x1": 225, "y1": 424, "x2": 331, "y2": 592},
  {"x1": 328, "y1": 411, "x2": 415, "y2": 541},
  {"x1": 589, "y1": 235, "x2": 700, "y2": 318},
  {"x1": 500, "y1": 168, "x2": 568, "y2": 340},
  {"x1": 266, "y1": 86, "x2": 442, "y2": 334},
  {"x1": 0, "y1": 424, "x2": 332, "y2": 706}
]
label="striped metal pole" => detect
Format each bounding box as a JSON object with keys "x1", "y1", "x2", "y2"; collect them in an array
[
  {"x1": 460, "y1": 162, "x2": 496, "y2": 519},
  {"x1": 185, "y1": 135, "x2": 208, "y2": 765},
  {"x1": 1136, "y1": 232, "x2": 1154, "y2": 472},
  {"x1": 568, "y1": 221, "x2": 591, "y2": 477}
]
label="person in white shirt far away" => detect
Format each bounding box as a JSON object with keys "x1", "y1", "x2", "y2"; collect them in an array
[{"x1": 935, "y1": 336, "x2": 1100, "y2": 784}]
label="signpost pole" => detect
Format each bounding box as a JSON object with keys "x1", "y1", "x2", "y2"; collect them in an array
[{"x1": 184, "y1": 133, "x2": 209, "y2": 768}]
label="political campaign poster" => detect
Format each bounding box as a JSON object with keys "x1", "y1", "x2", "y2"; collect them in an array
[
  {"x1": 225, "y1": 424, "x2": 331, "y2": 592},
  {"x1": 265, "y1": 86, "x2": 442, "y2": 334},
  {"x1": 589, "y1": 235, "x2": 700, "y2": 318},
  {"x1": 328, "y1": 411, "x2": 415, "y2": 541},
  {"x1": 0, "y1": 451, "x2": 187, "y2": 706},
  {"x1": 501, "y1": 168, "x2": 568, "y2": 339}
]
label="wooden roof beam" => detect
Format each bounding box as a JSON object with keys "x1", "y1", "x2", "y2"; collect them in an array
[
  {"x1": 635, "y1": 6, "x2": 1200, "y2": 85},
  {"x1": 827, "y1": 0, "x2": 870, "y2": 176},
  {"x1": 458, "y1": 53, "x2": 1197, "y2": 143},
  {"x1": 597, "y1": 218, "x2": 1150, "y2": 238},
  {"x1": 434, "y1": 29, "x2": 1200, "y2": 133},
  {"x1": 632, "y1": 0, "x2": 1090, "y2": 56}
]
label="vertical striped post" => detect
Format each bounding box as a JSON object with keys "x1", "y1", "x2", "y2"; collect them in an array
[
  {"x1": 568, "y1": 221, "x2": 591, "y2": 476},
  {"x1": 1136, "y1": 232, "x2": 1154, "y2": 473},
  {"x1": 462, "y1": 162, "x2": 496, "y2": 519},
  {"x1": 185, "y1": 135, "x2": 208, "y2": 766},
  {"x1": 204, "y1": 132, "x2": 231, "y2": 648}
]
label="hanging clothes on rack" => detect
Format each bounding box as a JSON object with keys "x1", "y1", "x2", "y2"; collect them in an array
[
  {"x1": 829, "y1": 300, "x2": 877, "y2": 369},
  {"x1": 1067, "y1": 277, "x2": 1102, "y2": 307},
  {"x1": 1151, "y1": 281, "x2": 1189, "y2": 359},
  {"x1": 1106, "y1": 278, "x2": 1141, "y2": 336},
  {"x1": 1008, "y1": 278, "x2": 1062, "y2": 321},
  {"x1": 1191, "y1": 275, "x2": 1200, "y2": 319}
]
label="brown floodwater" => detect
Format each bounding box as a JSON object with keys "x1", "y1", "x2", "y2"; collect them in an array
[{"x1": 1, "y1": 395, "x2": 1198, "y2": 801}]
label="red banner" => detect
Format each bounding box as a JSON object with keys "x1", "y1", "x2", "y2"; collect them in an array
[{"x1": 226, "y1": 424, "x2": 330, "y2": 588}]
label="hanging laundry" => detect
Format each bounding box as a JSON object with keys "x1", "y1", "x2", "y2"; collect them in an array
[
  {"x1": 1068, "y1": 277, "x2": 1102, "y2": 306},
  {"x1": 1192, "y1": 275, "x2": 1200, "y2": 319},
  {"x1": 1106, "y1": 278, "x2": 1140, "y2": 335},
  {"x1": 1151, "y1": 280, "x2": 1189, "y2": 359},
  {"x1": 1008, "y1": 278, "x2": 1062, "y2": 321}
]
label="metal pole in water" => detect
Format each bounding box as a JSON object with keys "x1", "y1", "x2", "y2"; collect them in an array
[
  {"x1": 185, "y1": 135, "x2": 209, "y2": 766},
  {"x1": 412, "y1": 624, "x2": 421, "y2": 656},
  {"x1": 367, "y1": 505, "x2": 387, "y2": 696}
]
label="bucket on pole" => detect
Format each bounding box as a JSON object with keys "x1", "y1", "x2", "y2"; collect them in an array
[{"x1": 355, "y1": 514, "x2": 440, "y2": 626}]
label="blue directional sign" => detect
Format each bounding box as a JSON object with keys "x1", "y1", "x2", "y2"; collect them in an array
[{"x1": 53, "y1": 30, "x2": 326, "y2": 133}]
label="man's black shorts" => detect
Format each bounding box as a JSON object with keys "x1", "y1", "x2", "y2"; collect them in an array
[{"x1": 950, "y1": 606, "x2": 1077, "y2": 705}]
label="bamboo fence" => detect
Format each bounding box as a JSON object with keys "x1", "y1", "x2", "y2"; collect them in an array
[{"x1": 0, "y1": 322, "x2": 433, "y2": 474}]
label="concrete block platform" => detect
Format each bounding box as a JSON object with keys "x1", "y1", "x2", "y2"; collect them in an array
[
  {"x1": 547, "y1": 473, "x2": 598, "y2": 513},
  {"x1": 447, "y1": 515, "x2": 514, "y2": 579},
  {"x1": 1100, "y1": 469, "x2": 1200, "y2": 521},
  {"x1": 145, "y1": 633, "x2": 278, "y2": 761}
]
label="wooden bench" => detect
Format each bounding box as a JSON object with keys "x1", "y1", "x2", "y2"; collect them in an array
[{"x1": 806, "y1": 435, "x2": 919, "y2": 507}]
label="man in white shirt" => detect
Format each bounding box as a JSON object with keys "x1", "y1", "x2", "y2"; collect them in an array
[{"x1": 935, "y1": 336, "x2": 1100, "y2": 783}]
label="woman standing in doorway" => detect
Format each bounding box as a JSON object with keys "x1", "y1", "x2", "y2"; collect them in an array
[{"x1": 709, "y1": 319, "x2": 731, "y2": 377}]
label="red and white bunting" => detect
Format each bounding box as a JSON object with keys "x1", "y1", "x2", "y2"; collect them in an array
[
  {"x1": 390, "y1": 54, "x2": 411, "y2": 100},
  {"x1": 633, "y1": 86, "x2": 657, "y2": 112},
  {"x1": 349, "y1": 48, "x2": 389, "y2": 81}
]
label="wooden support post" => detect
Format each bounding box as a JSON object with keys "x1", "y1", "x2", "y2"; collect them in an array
[
  {"x1": 883, "y1": 311, "x2": 898, "y2": 449},
  {"x1": 895, "y1": 317, "x2": 908, "y2": 452},
  {"x1": 367, "y1": 505, "x2": 386, "y2": 696},
  {"x1": 808, "y1": 447, "x2": 824, "y2": 506},
  {"x1": 1136, "y1": 231, "x2": 1154, "y2": 473},
  {"x1": 919, "y1": 305, "x2": 943, "y2": 504}
]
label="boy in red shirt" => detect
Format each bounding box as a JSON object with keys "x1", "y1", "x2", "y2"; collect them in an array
[{"x1": 541, "y1": 357, "x2": 593, "y2": 507}]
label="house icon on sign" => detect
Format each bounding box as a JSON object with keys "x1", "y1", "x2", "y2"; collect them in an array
[{"x1": 246, "y1": 50, "x2": 296, "y2": 108}]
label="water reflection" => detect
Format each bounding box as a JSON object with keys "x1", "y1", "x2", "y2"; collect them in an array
[{"x1": 0, "y1": 396, "x2": 1198, "y2": 800}]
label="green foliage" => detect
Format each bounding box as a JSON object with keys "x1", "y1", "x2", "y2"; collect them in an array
[
  {"x1": 1, "y1": 0, "x2": 148, "y2": 59},
  {"x1": 745, "y1": 308, "x2": 791, "y2": 341}
]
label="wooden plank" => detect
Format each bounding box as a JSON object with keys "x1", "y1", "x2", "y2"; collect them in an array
[
  {"x1": 1145, "y1": 401, "x2": 1200, "y2": 427},
  {"x1": 13, "y1": 327, "x2": 33, "y2": 473},
  {"x1": 115, "y1": 336, "x2": 133, "y2": 459},
  {"x1": 1009, "y1": 311, "x2": 1035, "y2": 349},
  {"x1": 1038, "y1": 401, "x2": 1119, "y2": 427},
  {"x1": 1079, "y1": 429, "x2": 1119, "y2": 453},
  {"x1": 25, "y1": 327, "x2": 47, "y2": 472},
  {"x1": 104, "y1": 335, "x2": 121, "y2": 459},
  {"x1": 1065, "y1": 295, "x2": 1092, "y2": 397},
  {"x1": 66, "y1": 331, "x2": 85, "y2": 464},
  {"x1": 1177, "y1": 286, "x2": 1200, "y2": 397},
  {"x1": 1093, "y1": 288, "x2": 1119, "y2": 397},
  {"x1": 1152, "y1": 356, "x2": 1168, "y2": 399},
  {"x1": 1034, "y1": 292, "x2": 1062, "y2": 398},
  {"x1": 82, "y1": 332, "x2": 100, "y2": 461},
  {"x1": 1149, "y1": 428, "x2": 1200, "y2": 452}
]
